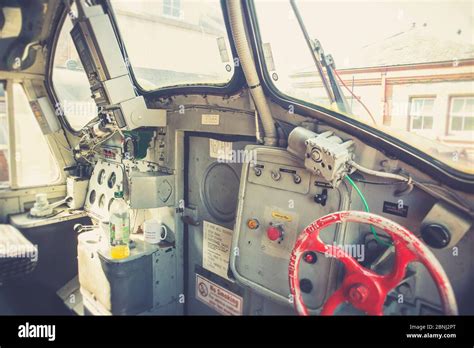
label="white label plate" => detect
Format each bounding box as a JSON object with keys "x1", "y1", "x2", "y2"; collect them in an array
[{"x1": 203, "y1": 220, "x2": 233, "y2": 279}]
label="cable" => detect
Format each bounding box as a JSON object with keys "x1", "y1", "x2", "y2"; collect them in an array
[
  {"x1": 349, "y1": 160, "x2": 411, "y2": 183},
  {"x1": 345, "y1": 175, "x2": 392, "y2": 246},
  {"x1": 352, "y1": 178, "x2": 402, "y2": 186},
  {"x1": 333, "y1": 69, "x2": 377, "y2": 125}
]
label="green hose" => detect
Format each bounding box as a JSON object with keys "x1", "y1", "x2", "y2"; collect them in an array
[{"x1": 345, "y1": 175, "x2": 392, "y2": 246}]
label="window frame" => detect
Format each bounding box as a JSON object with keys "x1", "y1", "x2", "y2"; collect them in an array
[
  {"x1": 46, "y1": 1, "x2": 245, "y2": 134},
  {"x1": 0, "y1": 80, "x2": 61, "y2": 190},
  {"x1": 244, "y1": 0, "x2": 474, "y2": 190},
  {"x1": 50, "y1": 6, "x2": 99, "y2": 133},
  {"x1": 162, "y1": 0, "x2": 182, "y2": 19},
  {"x1": 104, "y1": 0, "x2": 245, "y2": 97},
  {"x1": 448, "y1": 95, "x2": 474, "y2": 135},
  {"x1": 408, "y1": 96, "x2": 436, "y2": 133},
  {"x1": 45, "y1": 4, "x2": 83, "y2": 136}
]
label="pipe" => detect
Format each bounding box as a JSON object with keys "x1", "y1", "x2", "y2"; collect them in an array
[{"x1": 228, "y1": 0, "x2": 278, "y2": 146}]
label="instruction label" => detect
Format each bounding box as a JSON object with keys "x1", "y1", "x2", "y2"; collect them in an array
[
  {"x1": 383, "y1": 201, "x2": 409, "y2": 218},
  {"x1": 209, "y1": 139, "x2": 233, "y2": 161},
  {"x1": 202, "y1": 114, "x2": 220, "y2": 125},
  {"x1": 196, "y1": 274, "x2": 243, "y2": 316},
  {"x1": 203, "y1": 220, "x2": 233, "y2": 279}
]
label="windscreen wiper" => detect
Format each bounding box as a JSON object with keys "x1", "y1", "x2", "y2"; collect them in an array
[{"x1": 289, "y1": 0, "x2": 349, "y2": 113}]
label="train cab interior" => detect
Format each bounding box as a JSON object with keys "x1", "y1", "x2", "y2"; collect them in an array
[{"x1": 0, "y1": 0, "x2": 472, "y2": 317}]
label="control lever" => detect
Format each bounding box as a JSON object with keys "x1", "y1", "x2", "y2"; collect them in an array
[
  {"x1": 74, "y1": 224, "x2": 96, "y2": 234},
  {"x1": 30, "y1": 194, "x2": 73, "y2": 217}
]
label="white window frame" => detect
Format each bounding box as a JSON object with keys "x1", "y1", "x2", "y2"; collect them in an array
[
  {"x1": 162, "y1": 0, "x2": 182, "y2": 19},
  {"x1": 409, "y1": 97, "x2": 435, "y2": 133},
  {"x1": 448, "y1": 96, "x2": 474, "y2": 135}
]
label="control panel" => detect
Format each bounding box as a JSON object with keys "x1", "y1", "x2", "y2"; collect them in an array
[{"x1": 231, "y1": 146, "x2": 346, "y2": 310}]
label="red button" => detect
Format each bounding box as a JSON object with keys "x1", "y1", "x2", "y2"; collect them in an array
[{"x1": 267, "y1": 226, "x2": 282, "y2": 241}]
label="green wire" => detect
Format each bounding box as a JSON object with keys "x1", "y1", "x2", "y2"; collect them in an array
[{"x1": 345, "y1": 175, "x2": 392, "y2": 246}]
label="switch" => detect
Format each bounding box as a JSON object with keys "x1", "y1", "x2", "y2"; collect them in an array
[
  {"x1": 267, "y1": 225, "x2": 283, "y2": 241},
  {"x1": 271, "y1": 170, "x2": 281, "y2": 181}
]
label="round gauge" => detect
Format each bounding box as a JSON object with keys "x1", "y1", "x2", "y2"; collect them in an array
[
  {"x1": 97, "y1": 169, "x2": 106, "y2": 185},
  {"x1": 99, "y1": 194, "x2": 106, "y2": 209},
  {"x1": 89, "y1": 190, "x2": 96, "y2": 204},
  {"x1": 108, "y1": 172, "x2": 117, "y2": 189},
  {"x1": 108, "y1": 198, "x2": 115, "y2": 211},
  {"x1": 124, "y1": 137, "x2": 135, "y2": 160}
]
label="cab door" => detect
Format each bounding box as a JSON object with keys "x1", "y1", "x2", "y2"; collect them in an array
[{"x1": 184, "y1": 134, "x2": 256, "y2": 315}]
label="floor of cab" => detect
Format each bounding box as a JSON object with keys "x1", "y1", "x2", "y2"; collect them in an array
[{"x1": 0, "y1": 280, "x2": 72, "y2": 315}]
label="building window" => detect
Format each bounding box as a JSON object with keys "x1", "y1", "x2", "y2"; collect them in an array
[
  {"x1": 409, "y1": 97, "x2": 435, "y2": 131},
  {"x1": 163, "y1": 0, "x2": 181, "y2": 18},
  {"x1": 449, "y1": 96, "x2": 474, "y2": 133}
]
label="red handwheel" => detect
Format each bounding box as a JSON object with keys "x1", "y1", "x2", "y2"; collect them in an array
[{"x1": 288, "y1": 211, "x2": 458, "y2": 315}]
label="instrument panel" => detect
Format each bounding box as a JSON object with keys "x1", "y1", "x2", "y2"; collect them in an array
[{"x1": 231, "y1": 146, "x2": 347, "y2": 309}]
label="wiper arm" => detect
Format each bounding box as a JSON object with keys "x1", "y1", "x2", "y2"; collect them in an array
[{"x1": 289, "y1": 0, "x2": 349, "y2": 113}]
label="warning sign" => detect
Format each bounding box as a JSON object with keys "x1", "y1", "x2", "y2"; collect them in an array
[
  {"x1": 196, "y1": 274, "x2": 243, "y2": 316},
  {"x1": 203, "y1": 221, "x2": 233, "y2": 280}
]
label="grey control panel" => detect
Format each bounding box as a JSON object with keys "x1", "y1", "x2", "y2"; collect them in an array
[{"x1": 231, "y1": 146, "x2": 345, "y2": 310}]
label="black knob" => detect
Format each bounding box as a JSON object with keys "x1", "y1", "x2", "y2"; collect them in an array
[
  {"x1": 300, "y1": 278, "x2": 313, "y2": 293},
  {"x1": 314, "y1": 189, "x2": 328, "y2": 206},
  {"x1": 421, "y1": 223, "x2": 451, "y2": 249}
]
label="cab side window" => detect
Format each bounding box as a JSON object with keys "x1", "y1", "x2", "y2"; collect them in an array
[{"x1": 0, "y1": 82, "x2": 59, "y2": 188}]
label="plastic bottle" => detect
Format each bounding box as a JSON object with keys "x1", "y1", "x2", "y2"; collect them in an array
[{"x1": 109, "y1": 190, "x2": 130, "y2": 259}]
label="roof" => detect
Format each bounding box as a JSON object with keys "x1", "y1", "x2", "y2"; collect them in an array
[
  {"x1": 296, "y1": 24, "x2": 474, "y2": 74},
  {"x1": 347, "y1": 25, "x2": 474, "y2": 69}
]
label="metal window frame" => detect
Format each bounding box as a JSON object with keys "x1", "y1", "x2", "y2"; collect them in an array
[{"x1": 104, "y1": 0, "x2": 245, "y2": 97}]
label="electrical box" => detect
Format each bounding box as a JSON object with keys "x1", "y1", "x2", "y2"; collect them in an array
[
  {"x1": 128, "y1": 171, "x2": 174, "y2": 209},
  {"x1": 67, "y1": 176, "x2": 89, "y2": 209}
]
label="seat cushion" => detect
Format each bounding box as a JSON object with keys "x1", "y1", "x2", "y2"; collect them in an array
[{"x1": 0, "y1": 224, "x2": 38, "y2": 282}]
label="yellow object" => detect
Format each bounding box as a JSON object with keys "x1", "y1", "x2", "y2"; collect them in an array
[
  {"x1": 271, "y1": 211, "x2": 292, "y2": 222},
  {"x1": 110, "y1": 244, "x2": 130, "y2": 259}
]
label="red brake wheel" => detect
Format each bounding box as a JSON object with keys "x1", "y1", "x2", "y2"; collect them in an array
[{"x1": 288, "y1": 211, "x2": 458, "y2": 315}]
